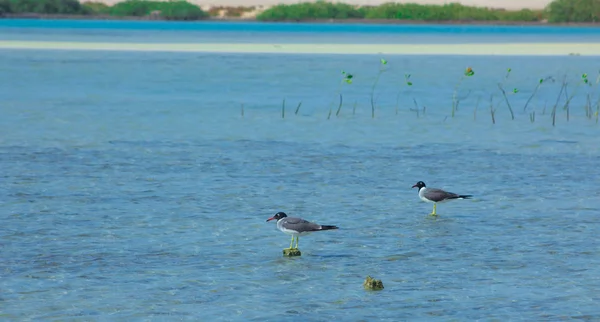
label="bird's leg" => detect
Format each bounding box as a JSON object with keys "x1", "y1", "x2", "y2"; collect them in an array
[
  {"x1": 295, "y1": 236, "x2": 299, "y2": 249},
  {"x1": 429, "y1": 204, "x2": 438, "y2": 216},
  {"x1": 289, "y1": 235, "x2": 295, "y2": 249}
]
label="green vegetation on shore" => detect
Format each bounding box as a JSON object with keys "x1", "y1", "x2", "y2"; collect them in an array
[
  {"x1": 0, "y1": 0, "x2": 209, "y2": 20},
  {"x1": 0, "y1": 0, "x2": 598, "y2": 23},
  {"x1": 256, "y1": 0, "x2": 597, "y2": 23},
  {"x1": 257, "y1": 1, "x2": 543, "y2": 22}
]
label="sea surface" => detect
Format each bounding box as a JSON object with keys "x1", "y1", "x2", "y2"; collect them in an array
[{"x1": 1, "y1": 20, "x2": 599, "y2": 321}]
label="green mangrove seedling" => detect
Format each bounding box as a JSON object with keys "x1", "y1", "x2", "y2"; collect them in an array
[
  {"x1": 561, "y1": 73, "x2": 589, "y2": 122},
  {"x1": 523, "y1": 76, "x2": 554, "y2": 111},
  {"x1": 395, "y1": 73, "x2": 413, "y2": 115},
  {"x1": 451, "y1": 67, "x2": 475, "y2": 117},
  {"x1": 497, "y1": 67, "x2": 517, "y2": 120},
  {"x1": 328, "y1": 70, "x2": 353, "y2": 119},
  {"x1": 370, "y1": 58, "x2": 388, "y2": 119},
  {"x1": 582, "y1": 72, "x2": 599, "y2": 119}
]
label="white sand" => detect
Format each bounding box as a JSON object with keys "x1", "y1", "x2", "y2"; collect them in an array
[
  {"x1": 88, "y1": 0, "x2": 553, "y2": 10},
  {"x1": 0, "y1": 41, "x2": 597, "y2": 56}
]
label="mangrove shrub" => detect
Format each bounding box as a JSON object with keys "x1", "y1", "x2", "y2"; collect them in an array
[
  {"x1": 108, "y1": 0, "x2": 208, "y2": 20},
  {"x1": 546, "y1": 0, "x2": 600, "y2": 22},
  {"x1": 257, "y1": 1, "x2": 365, "y2": 21},
  {"x1": 1, "y1": 0, "x2": 87, "y2": 14}
]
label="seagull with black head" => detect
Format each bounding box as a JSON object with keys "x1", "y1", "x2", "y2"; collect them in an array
[
  {"x1": 412, "y1": 181, "x2": 472, "y2": 216},
  {"x1": 266, "y1": 212, "x2": 339, "y2": 250}
]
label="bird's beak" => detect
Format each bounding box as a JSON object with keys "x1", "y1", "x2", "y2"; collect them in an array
[
  {"x1": 411, "y1": 184, "x2": 417, "y2": 188},
  {"x1": 266, "y1": 217, "x2": 275, "y2": 222}
]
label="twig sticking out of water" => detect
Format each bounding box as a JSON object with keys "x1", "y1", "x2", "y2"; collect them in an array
[
  {"x1": 585, "y1": 94, "x2": 592, "y2": 119},
  {"x1": 551, "y1": 76, "x2": 567, "y2": 127},
  {"x1": 473, "y1": 96, "x2": 481, "y2": 121},
  {"x1": 454, "y1": 90, "x2": 472, "y2": 115},
  {"x1": 336, "y1": 94, "x2": 343, "y2": 117},
  {"x1": 563, "y1": 83, "x2": 570, "y2": 121},
  {"x1": 498, "y1": 83, "x2": 515, "y2": 120},
  {"x1": 542, "y1": 100, "x2": 548, "y2": 115},
  {"x1": 295, "y1": 101, "x2": 302, "y2": 115},
  {"x1": 489, "y1": 94, "x2": 496, "y2": 124},
  {"x1": 529, "y1": 111, "x2": 536, "y2": 123},
  {"x1": 370, "y1": 58, "x2": 388, "y2": 119},
  {"x1": 241, "y1": 103, "x2": 244, "y2": 117},
  {"x1": 282, "y1": 99, "x2": 285, "y2": 118},
  {"x1": 411, "y1": 98, "x2": 420, "y2": 118},
  {"x1": 595, "y1": 98, "x2": 600, "y2": 123},
  {"x1": 562, "y1": 74, "x2": 589, "y2": 122},
  {"x1": 395, "y1": 73, "x2": 413, "y2": 117}
]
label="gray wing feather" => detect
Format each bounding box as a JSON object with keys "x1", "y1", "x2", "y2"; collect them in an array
[
  {"x1": 423, "y1": 188, "x2": 459, "y2": 202},
  {"x1": 282, "y1": 217, "x2": 322, "y2": 233}
]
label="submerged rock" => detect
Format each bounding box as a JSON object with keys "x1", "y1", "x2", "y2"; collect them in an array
[
  {"x1": 283, "y1": 248, "x2": 302, "y2": 257},
  {"x1": 363, "y1": 275, "x2": 384, "y2": 291}
]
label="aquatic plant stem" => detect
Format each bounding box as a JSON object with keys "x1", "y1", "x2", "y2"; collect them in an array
[
  {"x1": 451, "y1": 75, "x2": 464, "y2": 118},
  {"x1": 523, "y1": 77, "x2": 553, "y2": 111},
  {"x1": 295, "y1": 101, "x2": 302, "y2": 115},
  {"x1": 489, "y1": 94, "x2": 496, "y2": 124},
  {"x1": 335, "y1": 94, "x2": 343, "y2": 116},
  {"x1": 551, "y1": 76, "x2": 567, "y2": 127},
  {"x1": 330, "y1": 70, "x2": 353, "y2": 119},
  {"x1": 370, "y1": 58, "x2": 388, "y2": 119},
  {"x1": 498, "y1": 83, "x2": 515, "y2": 120}
]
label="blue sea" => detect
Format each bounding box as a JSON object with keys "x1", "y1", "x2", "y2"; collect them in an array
[{"x1": 1, "y1": 20, "x2": 599, "y2": 321}]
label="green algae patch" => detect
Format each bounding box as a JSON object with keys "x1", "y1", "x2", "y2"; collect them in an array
[
  {"x1": 283, "y1": 248, "x2": 301, "y2": 257},
  {"x1": 363, "y1": 275, "x2": 384, "y2": 291}
]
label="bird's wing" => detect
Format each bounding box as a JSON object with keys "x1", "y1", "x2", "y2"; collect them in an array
[
  {"x1": 282, "y1": 217, "x2": 322, "y2": 233},
  {"x1": 423, "y1": 188, "x2": 459, "y2": 202}
]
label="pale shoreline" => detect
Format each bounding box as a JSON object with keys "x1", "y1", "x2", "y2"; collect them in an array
[
  {"x1": 0, "y1": 41, "x2": 597, "y2": 56},
  {"x1": 83, "y1": 0, "x2": 554, "y2": 19}
]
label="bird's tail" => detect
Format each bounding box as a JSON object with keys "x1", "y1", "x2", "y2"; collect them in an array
[
  {"x1": 458, "y1": 195, "x2": 473, "y2": 199},
  {"x1": 320, "y1": 225, "x2": 339, "y2": 230}
]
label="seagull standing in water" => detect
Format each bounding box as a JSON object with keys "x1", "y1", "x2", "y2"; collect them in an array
[
  {"x1": 266, "y1": 212, "x2": 339, "y2": 249},
  {"x1": 412, "y1": 181, "x2": 472, "y2": 216}
]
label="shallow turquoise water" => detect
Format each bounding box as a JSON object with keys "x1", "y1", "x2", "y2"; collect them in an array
[{"x1": 1, "y1": 21, "x2": 600, "y2": 321}]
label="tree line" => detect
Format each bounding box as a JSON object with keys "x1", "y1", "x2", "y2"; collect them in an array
[{"x1": 0, "y1": 0, "x2": 598, "y2": 23}]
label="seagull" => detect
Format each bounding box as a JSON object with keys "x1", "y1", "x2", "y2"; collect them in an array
[
  {"x1": 411, "y1": 181, "x2": 472, "y2": 216},
  {"x1": 266, "y1": 212, "x2": 339, "y2": 250}
]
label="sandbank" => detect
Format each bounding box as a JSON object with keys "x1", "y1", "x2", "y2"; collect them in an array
[{"x1": 0, "y1": 41, "x2": 597, "y2": 56}]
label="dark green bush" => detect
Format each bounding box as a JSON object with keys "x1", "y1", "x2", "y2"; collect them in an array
[
  {"x1": 258, "y1": 1, "x2": 544, "y2": 22},
  {"x1": 0, "y1": 0, "x2": 12, "y2": 14},
  {"x1": 109, "y1": 0, "x2": 207, "y2": 20},
  {"x1": 81, "y1": 1, "x2": 110, "y2": 15},
  {"x1": 546, "y1": 0, "x2": 600, "y2": 22},
  {"x1": 257, "y1": 0, "x2": 365, "y2": 21},
  {"x1": 5, "y1": 0, "x2": 86, "y2": 14}
]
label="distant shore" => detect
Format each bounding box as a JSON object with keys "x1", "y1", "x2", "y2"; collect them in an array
[
  {"x1": 3, "y1": 14, "x2": 600, "y2": 27},
  {"x1": 1, "y1": 0, "x2": 597, "y2": 25}
]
